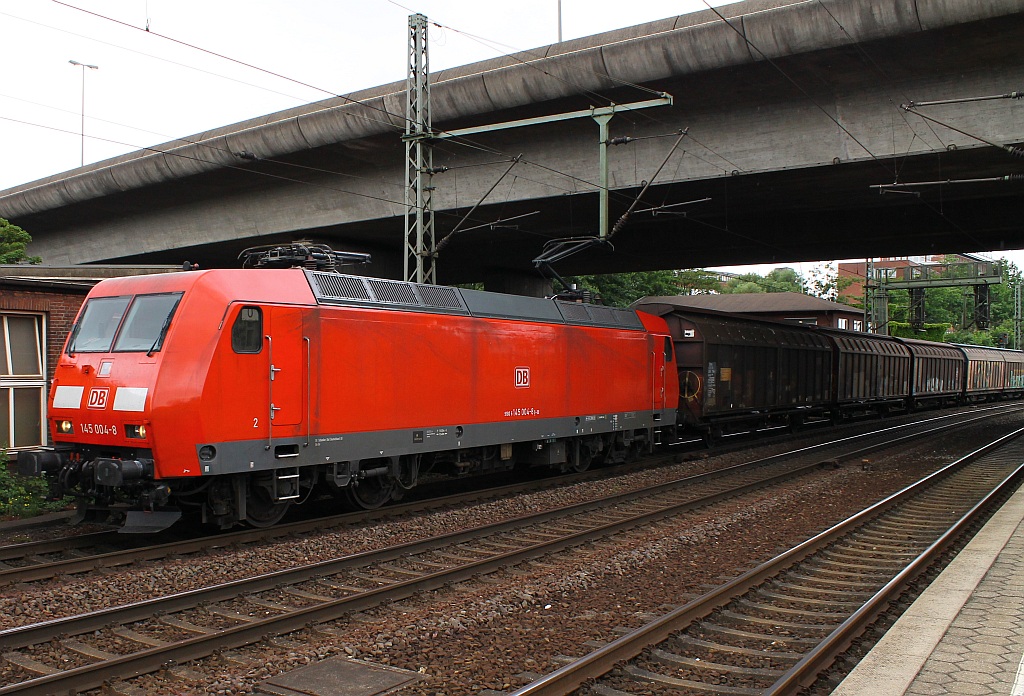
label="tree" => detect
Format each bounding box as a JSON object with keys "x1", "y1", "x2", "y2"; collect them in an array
[
  {"x1": 807, "y1": 262, "x2": 856, "y2": 302},
  {"x1": 721, "y1": 277, "x2": 765, "y2": 294},
  {"x1": 720, "y1": 267, "x2": 808, "y2": 294},
  {"x1": 0, "y1": 218, "x2": 40, "y2": 264},
  {"x1": 565, "y1": 270, "x2": 683, "y2": 308},
  {"x1": 675, "y1": 269, "x2": 723, "y2": 295},
  {"x1": 763, "y1": 267, "x2": 807, "y2": 293}
]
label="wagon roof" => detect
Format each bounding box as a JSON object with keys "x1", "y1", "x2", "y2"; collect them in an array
[{"x1": 636, "y1": 292, "x2": 858, "y2": 314}]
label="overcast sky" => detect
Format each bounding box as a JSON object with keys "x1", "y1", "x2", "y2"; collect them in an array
[{"x1": 1, "y1": 0, "x2": 1019, "y2": 271}]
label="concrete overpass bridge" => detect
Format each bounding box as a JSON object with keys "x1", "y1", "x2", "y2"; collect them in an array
[{"x1": 2, "y1": 0, "x2": 1023, "y2": 290}]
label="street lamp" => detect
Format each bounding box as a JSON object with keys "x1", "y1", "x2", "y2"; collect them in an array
[{"x1": 68, "y1": 60, "x2": 98, "y2": 167}]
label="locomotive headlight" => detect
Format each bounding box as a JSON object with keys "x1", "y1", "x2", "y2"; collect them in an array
[
  {"x1": 198, "y1": 445, "x2": 216, "y2": 461},
  {"x1": 126, "y1": 424, "x2": 148, "y2": 440},
  {"x1": 58, "y1": 420, "x2": 73, "y2": 434}
]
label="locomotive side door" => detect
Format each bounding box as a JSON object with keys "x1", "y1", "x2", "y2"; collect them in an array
[{"x1": 265, "y1": 307, "x2": 305, "y2": 429}]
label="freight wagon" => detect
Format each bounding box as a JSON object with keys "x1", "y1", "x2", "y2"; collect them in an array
[{"x1": 635, "y1": 297, "x2": 1024, "y2": 439}]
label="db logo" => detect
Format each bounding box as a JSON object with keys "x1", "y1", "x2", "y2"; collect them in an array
[
  {"x1": 87, "y1": 388, "x2": 109, "y2": 409},
  {"x1": 515, "y1": 367, "x2": 530, "y2": 389}
]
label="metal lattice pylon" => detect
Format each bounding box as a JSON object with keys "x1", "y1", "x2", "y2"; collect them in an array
[
  {"x1": 404, "y1": 13, "x2": 435, "y2": 284},
  {"x1": 1015, "y1": 281, "x2": 1022, "y2": 349}
]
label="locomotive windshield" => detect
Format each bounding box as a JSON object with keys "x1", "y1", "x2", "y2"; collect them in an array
[{"x1": 68, "y1": 293, "x2": 183, "y2": 354}]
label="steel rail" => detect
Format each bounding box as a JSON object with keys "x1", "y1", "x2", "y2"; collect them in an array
[
  {"x1": 0, "y1": 529, "x2": 120, "y2": 562},
  {"x1": 0, "y1": 417, "x2": 966, "y2": 695},
  {"x1": 0, "y1": 409, "x2": 1017, "y2": 694},
  {"x1": 0, "y1": 460, "x2": 829, "y2": 695},
  {"x1": 0, "y1": 453, "x2": 826, "y2": 652},
  {"x1": 765, "y1": 439, "x2": 1024, "y2": 694},
  {"x1": 0, "y1": 403, "x2": 1012, "y2": 587},
  {"x1": 0, "y1": 457, "x2": 668, "y2": 586},
  {"x1": 508, "y1": 425, "x2": 1024, "y2": 696},
  {"x1": 0, "y1": 403, "x2": 1012, "y2": 568}
]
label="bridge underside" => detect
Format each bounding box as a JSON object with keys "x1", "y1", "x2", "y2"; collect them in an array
[{"x1": 40, "y1": 142, "x2": 1023, "y2": 283}]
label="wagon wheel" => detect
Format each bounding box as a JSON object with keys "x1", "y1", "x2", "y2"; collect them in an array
[
  {"x1": 346, "y1": 476, "x2": 396, "y2": 510},
  {"x1": 245, "y1": 486, "x2": 291, "y2": 527}
]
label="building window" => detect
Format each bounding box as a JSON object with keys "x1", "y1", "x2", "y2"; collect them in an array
[
  {"x1": 853, "y1": 320, "x2": 864, "y2": 332},
  {"x1": 837, "y1": 317, "x2": 849, "y2": 329},
  {"x1": 0, "y1": 313, "x2": 45, "y2": 449}
]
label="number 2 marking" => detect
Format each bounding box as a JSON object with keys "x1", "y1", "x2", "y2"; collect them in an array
[{"x1": 253, "y1": 417, "x2": 259, "y2": 428}]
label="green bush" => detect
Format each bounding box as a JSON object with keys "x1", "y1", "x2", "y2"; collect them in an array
[
  {"x1": 889, "y1": 322, "x2": 950, "y2": 343},
  {"x1": 0, "y1": 451, "x2": 70, "y2": 518}
]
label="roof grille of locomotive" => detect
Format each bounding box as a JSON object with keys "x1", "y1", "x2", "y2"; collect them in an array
[
  {"x1": 312, "y1": 273, "x2": 371, "y2": 301},
  {"x1": 611, "y1": 308, "x2": 644, "y2": 328},
  {"x1": 306, "y1": 270, "x2": 472, "y2": 315},
  {"x1": 554, "y1": 301, "x2": 645, "y2": 330},
  {"x1": 368, "y1": 278, "x2": 418, "y2": 305},
  {"x1": 419, "y1": 285, "x2": 463, "y2": 310},
  {"x1": 589, "y1": 305, "x2": 617, "y2": 325},
  {"x1": 304, "y1": 269, "x2": 643, "y2": 330},
  {"x1": 556, "y1": 301, "x2": 591, "y2": 322}
]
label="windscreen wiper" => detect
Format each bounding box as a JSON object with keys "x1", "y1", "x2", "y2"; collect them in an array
[{"x1": 146, "y1": 314, "x2": 174, "y2": 357}]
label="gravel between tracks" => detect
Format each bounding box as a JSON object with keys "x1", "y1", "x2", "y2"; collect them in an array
[{"x1": 3, "y1": 412, "x2": 1017, "y2": 695}]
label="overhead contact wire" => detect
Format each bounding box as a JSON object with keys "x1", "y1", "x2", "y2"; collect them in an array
[
  {"x1": 383, "y1": 0, "x2": 744, "y2": 177},
  {"x1": 706, "y1": 0, "x2": 987, "y2": 250},
  {"x1": 0, "y1": 9, "x2": 314, "y2": 103},
  {"x1": 48, "y1": 0, "x2": 721, "y2": 210}
]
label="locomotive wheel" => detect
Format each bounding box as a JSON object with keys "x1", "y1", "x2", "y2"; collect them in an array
[
  {"x1": 245, "y1": 487, "x2": 291, "y2": 527},
  {"x1": 568, "y1": 442, "x2": 595, "y2": 473},
  {"x1": 346, "y1": 477, "x2": 395, "y2": 510}
]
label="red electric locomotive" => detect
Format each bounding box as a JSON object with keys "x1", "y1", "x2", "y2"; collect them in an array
[{"x1": 20, "y1": 255, "x2": 679, "y2": 531}]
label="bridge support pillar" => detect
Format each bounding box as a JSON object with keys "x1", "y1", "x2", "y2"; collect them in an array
[{"x1": 483, "y1": 271, "x2": 552, "y2": 298}]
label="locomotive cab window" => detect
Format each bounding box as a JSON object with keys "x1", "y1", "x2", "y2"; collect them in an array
[
  {"x1": 69, "y1": 293, "x2": 184, "y2": 354},
  {"x1": 113, "y1": 293, "x2": 183, "y2": 352},
  {"x1": 232, "y1": 306, "x2": 263, "y2": 353},
  {"x1": 67, "y1": 296, "x2": 131, "y2": 353}
]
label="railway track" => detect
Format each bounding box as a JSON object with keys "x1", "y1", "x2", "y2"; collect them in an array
[
  {"x1": 0, "y1": 404, "x2": 1016, "y2": 589},
  {"x1": 0, "y1": 462, "x2": 659, "y2": 586},
  {"x1": 508, "y1": 426, "x2": 1024, "y2": 696},
  {"x1": 0, "y1": 406, "x2": 1018, "y2": 694}
]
